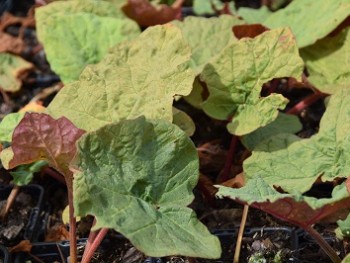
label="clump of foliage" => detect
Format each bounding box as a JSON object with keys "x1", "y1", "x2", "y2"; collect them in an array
[{"x1": 2, "y1": 0, "x2": 350, "y2": 263}]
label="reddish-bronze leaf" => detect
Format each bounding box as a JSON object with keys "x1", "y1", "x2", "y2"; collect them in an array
[
  {"x1": 250, "y1": 196, "x2": 350, "y2": 228},
  {"x1": 218, "y1": 177, "x2": 350, "y2": 229},
  {"x1": 9, "y1": 240, "x2": 32, "y2": 253},
  {"x1": 122, "y1": 0, "x2": 183, "y2": 27},
  {"x1": 233, "y1": 24, "x2": 269, "y2": 39},
  {"x1": 8, "y1": 113, "x2": 85, "y2": 177},
  {"x1": 0, "y1": 32, "x2": 25, "y2": 54}
]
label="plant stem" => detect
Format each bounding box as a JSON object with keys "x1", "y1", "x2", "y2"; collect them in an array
[
  {"x1": 82, "y1": 218, "x2": 98, "y2": 261},
  {"x1": 304, "y1": 226, "x2": 341, "y2": 263},
  {"x1": 42, "y1": 167, "x2": 66, "y2": 184},
  {"x1": 233, "y1": 205, "x2": 249, "y2": 263},
  {"x1": 65, "y1": 178, "x2": 77, "y2": 263},
  {"x1": 0, "y1": 185, "x2": 19, "y2": 220},
  {"x1": 81, "y1": 228, "x2": 109, "y2": 263},
  {"x1": 287, "y1": 92, "x2": 327, "y2": 115},
  {"x1": 217, "y1": 135, "x2": 238, "y2": 183}
]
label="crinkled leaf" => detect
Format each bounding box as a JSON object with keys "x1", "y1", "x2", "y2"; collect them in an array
[
  {"x1": 10, "y1": 160, "x2": 48, "y2": 186},
  {"x1": 244, "y1": 89, "x2": 350, "y2": 194},
  {"x1": 0, "y1": 53, "x2": 33, "y2": 92},
  {"x1": 73, "y1": 117, "x2": 221, "y2": 258},
  {"x1": 47, "y1": 25, "x2": 195, "y2": 131},
  {"x1": 237, "y1": 6, "x2": 272, "y2": 24},
  {"x1": 122, "y1": 0, "x2": 182, "y2": 27},
  {"x1": 264, "y1": 0, "x2": 350, "y2": 48},
  {"x1": 36, "y1": 0, "x2": 140, "y2": 83},
  {"x1": 172, "y1": 107, "x2": 195, "y2": 136},
  {"x1": 0, "y1": 102, "x2": 46, "y2": 143},
  {"x1": 300, "y1": 28, "x2": 350, "y2": 94},
  {"x1": 241, "y1": 113, "x2": 302, "y2": 151},
  {"x1": 201, "y1": 28, "x2": 303, "y2": 136},
  {"x1": 193, "y1": 0, "x2": 223, "y2": 15},
  {"x1": 0, "y1": 112, "x2": 25, "y2": 143},
  {"x1": 217, "y1": 176, "x2": 350, "y2": 228},
  {"x1": 172, "y1": 15, "x2": 245, "y2": 74},
  {"x1": 2, "y1": 113, "x2": 85, "y2": 177}
]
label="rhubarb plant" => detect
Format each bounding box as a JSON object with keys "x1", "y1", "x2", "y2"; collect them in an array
[
  {"x1": 0, "y1": 24, "x2": 220, "y2": 262},
  {"x1": 36, "y1": 0, "x2": 140, "y2": 83},
  {"x1": 3, "y1": 1, "x2": 350, "y2": 261},
  {"x1": 200, "y1": 27, "x2": 303, "y2": 135},
  {"x1": 237, "y1": 0, "x2": 350, "y2": 48},
  {"x1": 47, "y1": 25, "x2": 195, "y2": 131}
]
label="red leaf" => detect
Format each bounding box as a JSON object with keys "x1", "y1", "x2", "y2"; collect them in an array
[
  {"x1": 249, "y1": 196, "x2": 350, "y2": 228},
  {"x1": 9, "y1": 113, "x2": 85, "y2": 177},
  {"x1": 122, "y1": 0, "x2": 183, "y2": 27},
  {"x1": 233, "y1": 24, "x2": 269, "y2": 40}
]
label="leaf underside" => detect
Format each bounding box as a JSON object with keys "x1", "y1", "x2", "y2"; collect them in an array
[{"x1": 217, "y1": 176, "x2": 350, "y2": 228}]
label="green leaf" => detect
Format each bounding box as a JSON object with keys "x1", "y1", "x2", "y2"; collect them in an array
[
  {"x1": 36, "y1": 0, "x2": 140, "y2": 83},
  {"x1": 47, "y1": 25, "x2": 195, "y2": 131},
  {"x1": 244, "y1": 89, "x2": 350, "y2": 194},
  {"x1": 0, "y1": 53, "x2": 33, "y2": 92},
  {"x1": 337, "y1": 213, "x2": 350, "y2": 237},
  {"x1": 264, "y1": 0, "x2": 350, "y2": 48},
  {"x1": 342, "y1": 254, "x2": 350, "y2": 263},
  {"x1": 0, "y1": 112, "x2": 25, "y2": 143},
  {"x1": 300, "y1": 28, "x2": 350, "y2": 94},
  {"x1": 1, "y1": 113, "x2": 85, "y2": 177},
  {"x1": 172, "y1": 107, "x2": 195, "y2": 136},
  {"x1": 73, "y1": 117, "x2": 221, "y2": 258},
  {"x1": 201, "y1": 27, "x2": 303, "y2": 136},
  {"x1": 172, "y1": 15, "x2": 245, "y2": 74},
  {"x1": 183, "y1": 77, "x2": 204, "y2": 109},
  {"x1": 10, "y1": 160, "x2": 48, "y2": 186},
  {"x1": 237, "y1": 6, "x2": 272, "y2": 24},
  {"x1": 193, "y1": 0, "x2": 223, "y2": 15},
  {"x1": 217, "y1": 176, "x2": 350, "y2": 228},
  {"x1": 241, "y1": 113, "x2": 302, "y2": 151}
]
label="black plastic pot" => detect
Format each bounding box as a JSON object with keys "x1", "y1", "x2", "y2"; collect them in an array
[
  {"x1": 13, "y1": 227, "x2": 298, "y2": 263},
  {"x1": 0, "y1": 245, "x2": 11, "y2": 263},
  {"x1": 0, "y1": 184, "x2": 44, "y2": 244},
  {"x1": 0, "y1": 0, "x2": 12, "y2": 15},
  {"x1": 14, "y1": 238, "x2": 162, "y2": 263},
  {"x1": 295, "y1": 228, "x2": 345, "y2": 263}
]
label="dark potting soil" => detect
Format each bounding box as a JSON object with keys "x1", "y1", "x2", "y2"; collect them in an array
[{"x1": 0, "y1": 190, "x2": 35, "y2": 246}]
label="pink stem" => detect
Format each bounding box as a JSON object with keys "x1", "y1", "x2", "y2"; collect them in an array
[
  {"x1": 216, "y1": 135, "x2": 238, "y2": 183},
  {"x1": 66, "y1": 178, "x2": 77, "y2": 263},
  {"x1": 287, "y1": 92, "x2": 327, "y2": 115},
  {"x1": 81, "y1": 228, "x2": 109, "y2": 263},
  {"x1": 81, "y1": 218, "x2": 98, "y2": 260}
]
